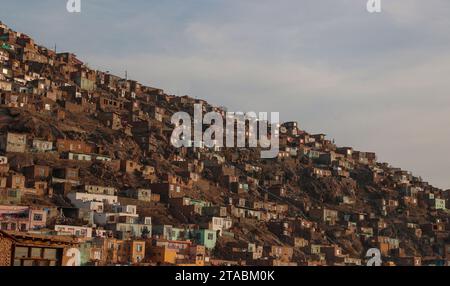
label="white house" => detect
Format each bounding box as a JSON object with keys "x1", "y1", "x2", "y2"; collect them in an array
[
  {"x1": 210, "y1": 217, "x2": 233, "y2": 235},
  {"x1": 54, "y1": 225, "x2": 93, "y2": 238},
  {"x1": 67, "y1": 152, "x2": 92, "y2": 161},
  {"x1": 32, "y1": 139, "x2": 53, "y2": 152}
]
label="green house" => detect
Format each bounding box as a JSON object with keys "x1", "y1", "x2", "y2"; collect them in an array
[
  {"x1": 0, "y1": 189, "x2": 21, "y2": 204},
  {"x1": 1, "y1": 42, "x2": 12, "y2": 51},
  {"x1": 194, "y1": 229, "x2": 217, "y2": 250}
]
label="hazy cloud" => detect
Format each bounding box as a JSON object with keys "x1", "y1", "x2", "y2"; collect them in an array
[{"x1": 1, "y1": 0, "x2": 449, "y2": 188}]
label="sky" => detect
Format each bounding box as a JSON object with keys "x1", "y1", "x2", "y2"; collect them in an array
[{"x1": 1, "y1": 0, "x2": 450, "y2": 189}]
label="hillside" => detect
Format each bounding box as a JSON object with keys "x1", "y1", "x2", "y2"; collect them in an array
[{"x1": 0, "y1": 20, "x2": 449, "y2": 266}]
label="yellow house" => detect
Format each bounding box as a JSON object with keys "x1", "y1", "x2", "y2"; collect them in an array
[{"x1": 148, "y1": 246, "x2": 177, "y2": 265}]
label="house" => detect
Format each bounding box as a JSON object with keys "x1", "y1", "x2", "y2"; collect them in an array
[
  {"x1": 90, "y1": 238, "x2": 145, "y2": 266},
  {"x1": 268, "y1": 185, "x2": 287, "y2": 197},
  {"x1": 194, "y1": 229, "x2": 218, "y2": 250},
  {"x1": 7, "y1": 173, "x2": 25, "y2": 190},
  {"x1": 0, "y1": 132, "x2": 27, "y2": 153},
  {"x1": 23, "y1": 165, "x2": 51, "y2": 181},
  {"x1": 98, "y1": 96, "x2": 125, "y2": 112},
  {"x1": 0, "y1": 156, "x2": 9, "y2": 174},
  {"x1": 98, "y1": 111, "x2": 122, "y2": 130},
  {"x1": 281, "y1": 121, "x2": 299, "y2": 136},
  {"x1": 55, "y1": 225, "x2": 93, "y2": 238},
  {"x1": 1, "y1": 65, "x2": 12, "y2": 78},
  {"x1": 67, "y1": 192, "x2": 118, "y2": 213},
  {"x1": 127, "y1": 240, "x2": 146, "y2": 264},
  {"x1": 203, "y1": 206, "x2": 228, "y2": 218},
  {"x1": 52, "y1": 167, "x2": 79, "y2": 184},
  {"x1": 444, "y1": 244, "x2": 450, "y2": 264},
  {"x1": 31, "y1": 139, "x2": 53, "y2": 152},
  {"x1": 0, "y1": 93, "x2": 28, "y2": 108},
  {"x1": 94, "y1": 155, "x2": 112, "y2": 162},
  {"x1": 0, "y1": 205, "x2": 47, "y2": 231},
  {"x1": 421, "y1": 221, "x2": 446, "y2": 236},
  {"x1": 170, "y1": 197, "x2": 210, "y2": 217},
  {"x1": 109, "y1": 219, "x2": 152, "y2": 240},
  {"x1": 309, "y1": 167, "x2": 332, "y2": 178},
  {"x1": 147, "y1": 105, "x2": 165, "y2": 122},
  {"x1": 0, "y1": 80, "x2": 12, "y2": 92},
  {"x1": 72, "y1": 69, "x2": 96, "y2": 91},
  {"x1": 64, "y1": 152, "x2": 93, "y2": 161},
  {"x1": 94, "y1": 203, "x2": 139, "y2": 221},
  {"x1": 0, "y1": 189, "x2": 21, "y2": 205},
  {"x1": 0, "y1": 231, "x2": 80, "y2": 266},
  {"x1": 229, "y1": 205, "x2": 262, "y2": 220},
  {"x1": 149, "y1": 183, "x2": 184, "y2": 203},
  {"x1": 147, "y1": 239, "x2": 191, "y2": 265},
  {"x1": 120, "y1": 160, "x2": 143, "y2": 174},
  {"x1": 397, "y1": 256, "x2": 422, "y2": 266},
  {"x1": 124, "y1": 189, "x2": 152, "y2": 202},
  {"x1": 320, "y1": 245, "x2": 347, "y2": 266},
  {"x1": 262, "y1": 245, "x2": 294, "y2": 263},
  {"x1": 309, "y1": 208, "x2": 339, "y2": 226},
  {"x1": 230, "y1": 182, "x2": 249, "y2": 194},
  {"x1": 52, "y1": 182, "x2": 73, "y2": 196},
  {"x1": 78, "y1": 240, "x2": 103, "y2": 266},
  {"x1": 93, "y1": 204, "x2": 152, "y2": 239},
  {"x1": 56, "y1": 139, "x2": 93, "y2": 154},
  {"x1": 83, "y1": 185, "x2": 117, "y2": 196},
  {"x1": 208, "y1": 217, "x2": 232, "y2": 236},
  {"x1": 430, "y1": 198, "x2": 446, "y2": 210}
]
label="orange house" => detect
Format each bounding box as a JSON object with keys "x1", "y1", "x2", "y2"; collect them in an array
[
  {"x1": 56, "y1": 139, "x2": 93, "y2": 154},
  {"x1": 148, "y1": 246, "x2": 177, "y2": 265}
]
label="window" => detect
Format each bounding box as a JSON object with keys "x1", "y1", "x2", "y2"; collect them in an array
[
  {"x1": 1, "y1": 223, "x2": 8, "y2": 230},
  {"x1": 31, "y1": 248, "x2": 42, "y2": 258},
  {"x1": 207, "y1": 233, "x2": 214, "y2": 240},
  {"x1": 14, "y1": 247, "x2": 29, "y2": 259},
  {"x1": 23, "y1": 260, "x2": 34, "y2": 267},
  {"x1": 43, "y1": 249, "x2": 57, "y2": 260},
  {"x1": 33, "y1": 214, "x2": 43, "y2": 221}
]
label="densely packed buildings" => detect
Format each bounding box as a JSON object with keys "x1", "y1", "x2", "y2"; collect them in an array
[{"x1": 0, "y1": 21, "x2": 449, "y2": 266}]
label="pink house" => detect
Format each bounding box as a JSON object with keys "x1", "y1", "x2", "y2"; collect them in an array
[{"x1": 0, "y1": 205, "x2": 47, "y2": 232}]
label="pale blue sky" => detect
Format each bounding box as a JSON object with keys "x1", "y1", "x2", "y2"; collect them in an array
[{"x1": 1, "y1": 0, "x2": 450, "y2": 189}]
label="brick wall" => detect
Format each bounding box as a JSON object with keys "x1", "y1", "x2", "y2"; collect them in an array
[{"x1": 0, "y1": 234, "x2": 13, "y2": 266}]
